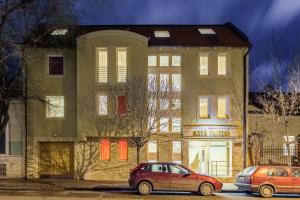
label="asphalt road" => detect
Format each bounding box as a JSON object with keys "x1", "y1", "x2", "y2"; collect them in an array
[{"x1": 0, "y1": 190, "x2": 299, "y2": 200}]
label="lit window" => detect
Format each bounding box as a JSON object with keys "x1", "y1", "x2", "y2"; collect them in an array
[
  {"x1": 148, "y1": 74, "x2": 157, "y2": 92},
  {"x1": 160, "y1": 99, "x2": 169, "y2": 110},
  {"x1": 160, "y1": 55, "x2": 169, "y2": 67},
  {"x1": 97, "y1": 48, "x2": 108, "y2": 83},
  {"x1": 100, "y1": 139, "x2": 110, "y2": 160},
  {"x1": 283, "y1": 136, "x2": 295, "y2": 156},
  {"x1": 199, "y1": 96, "x2": 209, "y2": 118},
  {"x1": 46, "y1": 96, "x2": 64, "y2": 118},
  {"x1": 160, "y1": 118, "x2": 169, "y2": 132},
  {"x1": 173, "y1": 141, "x2": 182, "y2": 153},
  {"x1": 48, "y1": 56, "x2": 64, "y2": 75},
  {"x1": 172, "y1": 55, "x2": 181, "y2": 67},
  {"x1": 199, "y1": 54, "x2": 209, "y2": 75},
  {"x1": 172, "y1": 118, "x2": 181, "y2": 132},
  {"x1": 149, "y1": 98, "x2": 157, "y2": 111},
  {"x1": 51, "y1": 29, "x2": 68, "y2": 35},
  {"x1": 172, "y1": 74, "x2": 181, "y2": 92},
  {"x1": 118, "y1": 140, "x2": 128, "y2": 161},
  {"x1": 160, "y1": 74, "x2": 169, "y2": 91},
  {"x1": 117, "y1": 95, "x2": 126, "y2": 115},
  {"x1": 148, "y1": 55, "x2": 157, "y2": 67},
  {"x1": 198, "y1": 28, "x2": 216, "y2": 35},
  {"x1": 154, "y1": 31, "x2": 170, "y2": 38},
  {"x1": 172, "y1": 99, "x2": 181, "y2": 110},
  {"x1": 117, "y1": 48, "x2": 127, "y2": 82},
  {"x1": 217, "y1": 96, "x2": 228, "y2": 118},
  {"x1": 148, "y1": 141, "x2": 157, "y2": 153},
  {"x1": 148, "y1": 117, "x2": 157, "y2": 133},
  {"x1": 218, "y1": 54, "x2": 227, "y2": 75},
  {"x1": 98, "y1": 94, "x2": 108, "y2": 116}
]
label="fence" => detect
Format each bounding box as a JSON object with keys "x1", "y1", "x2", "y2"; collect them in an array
[{"x1": 260, "y1": 146, "x2": 299, "y2": 166}]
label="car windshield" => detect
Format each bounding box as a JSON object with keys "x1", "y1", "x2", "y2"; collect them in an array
[{"x1": 240, "y1": 166, "x2": 257, "y2": 176}]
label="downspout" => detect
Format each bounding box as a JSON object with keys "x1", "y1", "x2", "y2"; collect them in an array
[
  {"x1": 243, "y1": 47, "x2": 251, "y2": 169},
  {"x1": 24, "y1": 59, "x2": 28, "y2": 179}
]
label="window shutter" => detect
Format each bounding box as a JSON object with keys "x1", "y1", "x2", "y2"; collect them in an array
[
  {"x1": 100, "y1": 139, "x2": 110, "y2": 160},
  {"x1": 117, "y1": 95, "x2": 127, "y2": 115},
  {"x1": 118, "y1": 140, "x2": 128, "y2": 161}
]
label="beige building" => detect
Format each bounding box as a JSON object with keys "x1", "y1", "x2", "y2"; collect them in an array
[{"x1": 25, "y1": 24, "x2": 251, "y2": 182}]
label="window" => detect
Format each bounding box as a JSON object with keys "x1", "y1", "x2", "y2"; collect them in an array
[
  {"x1": 160, "y1": 99, "x2": 169, "y2": 110},
  {"x1": 170, "y1": 164, "x2": 189, "y2": 174},
  {"x1": 148, "y1": 55, "x2": 157, "y2": 67},
  {"x1": 100, "y1": 139, "x2": 110, "y2": 160},
  {"x1": 154, "y1": 31, "x2": 170, "y2": 38},
  {"x1": 46, "y1": 96, "x2": 64, "y2": 118},
  {"x1": 97, "y1": 48, "x2": 108, "y2": 83},
  {"x1": 148, "y1": 117, "x2": 157, "y2": 133},
  {"x1": 172, "y1": 99, "x2": 181, "y2": 110},
  {"x1": 0, "y1": 128, "x2": 7, "y2": 154},
  {"x1": 218, "y1": 55, "x2": 227, "y2": 75},
  {"x1": 172, "y1": 118, "x2": 181, "y2": 132},
  {"x1": 117, "y1": 95, "x2": 126, "y2": 115},
  {"x1": 199, "y1": 97, "x2": 209, "y2": 118},
  {"x1": 268, "y1": 168, "x2": 288, "y2": 177},
  {"x1": 48, "y1": 56, "x2": 64, "y2": 75},
  {"x1": 198, "y1": 28, "x2": 216, "y2": 34},
  {"x1": 199, "y1": 54, "x2": 209, "y2": 75},
  {"x1": 160, "y1": 55, "x2": 169, "y2": 67},
  {"x1": 148, "y1": 141, "x2": 157, "y2": 153},
  {"x1": 118, "y1": 140, "x2": 128, "y2": 161},
  {"x1": 117, "y1": 48, "x2": 127, "y2": 82},
  {"x1": 283, "y1": 136, "x2": 295, "y2": 156},
  {"x1": 148, "y1": 74, "x2": 156, "y2": 92},
  {"x1": 148, "y1": 98, "x2": 157, "y2": 111},
  {"x1": 172, "y1": 55, "x2": 181, "y2": 67},
  {"x1": 217, "y1": 96, "x2": 228, "y2": 118},
  {"x1": 151, "y1": 164, "x2": 169, "y2": 173},
  {"x1": 172, "y1": 74, "x2": 181, "y2": 92},
  {"x1": 98, "y1": 94, "x2": 108, "y2": 116},
  {"x1": 160, "y1": 118, "x2": 169, "y2": 132},
  {"x1": 173, "y1": 141, "x2": 182, "y2": 154},
  {"x1": 160, "y1": 74, "x2": 169, "y2": 91},
  {"x1": 51, "y1": 29, "x2": 68, "y2": 35}
]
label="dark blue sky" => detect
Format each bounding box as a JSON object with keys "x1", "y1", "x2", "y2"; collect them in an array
[{"x1": 75, "y1": 0, "x2": 300, "y2": 91}]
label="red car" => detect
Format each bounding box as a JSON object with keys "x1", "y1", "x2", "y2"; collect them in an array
[
  {"x1": 235, "y1": 165, "x2": 300, "y2": 198},
  {"x1": 128, "y1": 162, "x2": 223, "y2": 195}
]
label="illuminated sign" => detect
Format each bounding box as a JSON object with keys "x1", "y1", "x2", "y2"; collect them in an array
[{"x1": 193, "y1": 130, "x2": 231, "y2": 137}]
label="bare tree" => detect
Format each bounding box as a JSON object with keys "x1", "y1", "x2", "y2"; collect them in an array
[{"x1": 98, "y1": 75, "x2": 180, "y2": 163}]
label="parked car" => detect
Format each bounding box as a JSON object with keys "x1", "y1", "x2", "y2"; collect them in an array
[
  {"x1": 128, "y1": 162, "x2": 223, "y2": 195},
  {"x1": 235, "y1": 165, "x2": 300, "y2": 198}
]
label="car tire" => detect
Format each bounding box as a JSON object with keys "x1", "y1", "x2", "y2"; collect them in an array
[
  {"x1": 199, "y1": 182, "x2": 214, "y2": 196},
  {"x1": 137, "y1": 181, "x2": 152, "y2": 195},
  {"x1": 259, "y1": 185, "x2": 274, "y2": 198}
]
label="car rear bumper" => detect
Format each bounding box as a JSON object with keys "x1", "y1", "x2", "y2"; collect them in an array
[{"x1": 235, "y1": 183, "x2": 258, "y2": 192}]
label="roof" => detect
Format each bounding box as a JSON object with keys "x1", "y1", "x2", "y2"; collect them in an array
[
  {"x1": 33, "y1": 23, "x2": 251, "y2": 48},
  {"x1": 75, "y1": 23, "x2": 251, "y2": 47}
]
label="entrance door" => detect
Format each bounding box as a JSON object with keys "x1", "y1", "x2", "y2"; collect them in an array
[{"x1": 39, "y1": 142, "x2": 74, "y2": 178}]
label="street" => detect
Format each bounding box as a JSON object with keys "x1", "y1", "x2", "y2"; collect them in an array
[{"x1": 0, "y1": 190, "x2": 299, "y2": 200}]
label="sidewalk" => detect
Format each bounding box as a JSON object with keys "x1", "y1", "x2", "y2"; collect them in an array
[{"x1": 0, "y1": 178, "x2": 239, "y2": 192}]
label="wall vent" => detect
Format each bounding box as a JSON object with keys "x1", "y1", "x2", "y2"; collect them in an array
[{"x1": 0, "y1": 163, "x2": 7, "y2": 177}]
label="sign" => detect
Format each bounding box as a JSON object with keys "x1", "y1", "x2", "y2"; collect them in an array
[{"x1": 193, "y1": 129, "x2": 231, "y2": 137}]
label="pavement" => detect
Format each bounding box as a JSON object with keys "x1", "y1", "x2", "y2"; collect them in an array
[{"x1": 0, "y1": 178, "x2": 239, "y2": 192}]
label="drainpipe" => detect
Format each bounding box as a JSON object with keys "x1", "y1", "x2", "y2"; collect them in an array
[{"x1": 24, "y1": 62, "x2": 28, "y2": 179}]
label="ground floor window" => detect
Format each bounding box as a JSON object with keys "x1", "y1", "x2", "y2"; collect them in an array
[
  {"x1": 189, "y1": 140, "x2": 232, "y2": 177},
  {"x1": 0, "y1": 126, "x2": 8, "y2": 154}
]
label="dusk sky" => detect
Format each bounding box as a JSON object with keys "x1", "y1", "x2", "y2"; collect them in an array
[{"x1": 75, "y1": 0, "x2": 300, "y2": 91}]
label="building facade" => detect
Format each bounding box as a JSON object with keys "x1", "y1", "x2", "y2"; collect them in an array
[{"x1": 25, "y1": 24, "x2": 250, "y2": 181}]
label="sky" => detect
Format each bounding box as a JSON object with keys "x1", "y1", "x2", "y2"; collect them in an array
[{"x1": 75, "y1": 0, "x2": 300, "y2": 91}]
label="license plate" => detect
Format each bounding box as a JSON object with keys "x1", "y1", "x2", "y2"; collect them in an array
[{"x1": 239, "y1": 177, "x2": 245, "y2": 182}]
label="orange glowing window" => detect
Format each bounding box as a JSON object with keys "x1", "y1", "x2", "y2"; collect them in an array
[
  {"x1": 118, "y1": 140, "x2": 128, "y2": 161},
  {"x1": 100, "y1": 139, "x2": 110, "y2": 160}
]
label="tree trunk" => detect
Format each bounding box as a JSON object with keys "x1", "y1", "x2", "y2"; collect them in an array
[{"x1": 136, "y1": 146, "x2": 140, "y2": 164}]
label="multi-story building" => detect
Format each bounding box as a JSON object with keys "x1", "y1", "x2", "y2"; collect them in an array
[{"x1": 25, "y1": 24, "x2": 250, "y2": 181}]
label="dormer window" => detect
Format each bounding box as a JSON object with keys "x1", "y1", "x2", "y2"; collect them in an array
[
  {"x1": 198, "y1": 28, "x2": 216, "y2": 35},
  {"x1": 51, "y1": 29, "x2": 68, "y2": 35},
  {"x1": 154, "y1": 31, "x2": 170, "y2": 38}
]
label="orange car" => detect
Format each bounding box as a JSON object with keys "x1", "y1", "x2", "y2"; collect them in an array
[{"x1": 235, "y1": 165, "x2": 300, "y2": 198}]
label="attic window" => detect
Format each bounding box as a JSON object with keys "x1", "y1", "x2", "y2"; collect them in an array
[
  {"x1": 51, "y1": 29, "x2": 68, "y2": 35},
  {"x1": 198, "y1": 28, "x2": 216, "y2": 35},
  {"x1": 154, "y1": 31, "x2": 170, "y2": 38}
]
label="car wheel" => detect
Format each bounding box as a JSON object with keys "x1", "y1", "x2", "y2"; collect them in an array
[
  {"x1": 199, "y1": 182, "x2": 214, "y2": 196},
  {"x1": 259, "y1": 185, "x2": 274, "y2": 198},
  {"x1": 137, "y1": 181, "x2": 152, "y2": 195}
]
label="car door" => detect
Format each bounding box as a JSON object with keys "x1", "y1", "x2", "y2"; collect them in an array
[
  {"x1": 267, "y1": 167, "x2": 293, "y2": 193},
  {"x1": 169, "y1": 164, "x2": 197, "y2": 191},
  {"x1": 148, "y1": 163, "x2": 171, "y2": 190},
  {"x1": 291, "y1": 167, "x2": 300, "y2": 193}
]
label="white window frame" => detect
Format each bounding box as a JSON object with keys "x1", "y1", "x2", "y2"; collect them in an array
[
  {"x1": 148, "y1": 74, "x2": 157, "y2": 92},
  {"x1": 217, "y1": 96, "x2": 229, "y2": 119},
  {"x1": 199, "y1": 96, "x2": 210, "y2": 119},
  {"x1": 172, "y1": 118, "x2": 181, "y2": 132},
  {"x1": 160, "y1": 118, "x2": 169, "y2": 132},
  {"x1": 218, "y1": 54, "x2": 227, "y2": 75},
  {"x1": 117, "y1": 47, "x2": 127, "y2": 83},
  {"x1": 148, "y1": 55, "x2": 157, "y2": 67},
  {"x1": 172, "y1": 99, "x2": 181, "y2": 110},
  {"x1": 198, "y1": 28, "x2": 216, "y2": 34},
  {"x1": 154, "y1": 31, "x2": 170, "y2": 38},
  {"x1": 148, "y1": 141, "x2": 157, "y2": 153},
  {"x1": 97, "y1": 94, "x2": 108, "y2": 116},
  {"x1": 96, "y1": 48, "x2": 108, "y2": 83},
  {"x1": 199, "y1": 54, "x2": 209, "y2": 76},
  {"x1": 160, "y1": 74, "x2": 169, "y2": 92},
  {"x1": 172, "y1": 74, "x2": 181, "y2": 92},
  {"x1": 172, "y1": 141, "x2": 182, "y2": 154},
  {"x1": 172, "y1": 55, "x2": 181, "y2": 67},
  {"x1": 283, "y1": 136, "x2": 296, "y2": 156},
  {"x1": 46, "y1": 96, "x2": 65, "y2": 119},
  {"x1": 159, "y1": 55, "x2": 169, "y2": 67},
  {"x1": 160, "y1": 99, "x2": 169, "y2": 110}
]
